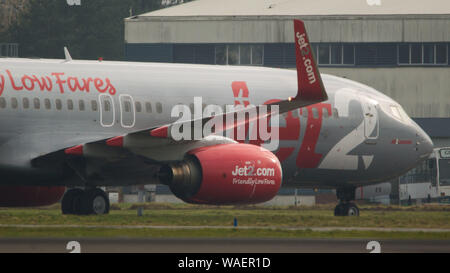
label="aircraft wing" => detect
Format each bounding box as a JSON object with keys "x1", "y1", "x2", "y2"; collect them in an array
[{"x1": 31, "y1": 20, "x2": 327, "y2": 186}]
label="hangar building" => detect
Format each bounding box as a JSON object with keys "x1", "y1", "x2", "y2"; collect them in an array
[{"x1": 124, "y1": 0, "x2": 450, "y2": 146}]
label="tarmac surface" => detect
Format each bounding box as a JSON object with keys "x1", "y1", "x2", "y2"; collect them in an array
[{"x1": 0, "y1": 238, "x2": 449, "y2": 253}]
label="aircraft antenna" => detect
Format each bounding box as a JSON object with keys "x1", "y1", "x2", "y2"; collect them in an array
[{"x1": 64, "y1": 47, "x2": 73, "y2": 62}]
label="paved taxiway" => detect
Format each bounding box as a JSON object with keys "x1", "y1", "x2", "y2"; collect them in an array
[{"x1": 0, "y1": 238, "x2": 449, "y2": 253}]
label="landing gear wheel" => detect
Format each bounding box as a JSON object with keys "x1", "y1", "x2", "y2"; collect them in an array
[
  {"x1": 61, "y1": 188, "x2": 84, "y2": 215},
  {"x1": 334, "y1": 203, "x2": 360, "y2": 216},
  {"x1": 335, "y1": 186, "x2": 359, "y2": 216},
  {"x1": 73, "y1": 192, "x2": 85, "y2": 215},
  {"x1": 334, "y1": 203, "x2": 346, "y2": 216},
  {"x1": 346, "y1": 203, "x2": 359, "y2": 216},
  {"x1": 81, "y1": 188, "x2": 110, "y2": 215}
]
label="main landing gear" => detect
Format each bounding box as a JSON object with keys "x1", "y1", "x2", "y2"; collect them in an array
[
  {"x1": 334, "y1": 186, "x2": 359, "y2": 216},
  {"x1": 61, "y1": 188, "x2": 110, "y2": 215}
]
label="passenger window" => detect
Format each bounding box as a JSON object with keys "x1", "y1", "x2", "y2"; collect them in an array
[
  {"x1": 0, "y1": 98, "x2": 6, "y2": 108},
  {"x1": 34, "y1": 98, "x2": 40, "y2": 109},
  {"x1": 156, "y1": 102, "x2": 163, "y2": 114},
  {"x1": 11, "y1": 98, "x2": 18, "y2": 109},
  {"x1": 23, "y1": 98, "x2": 30, "y2": 109},
  {"x1": 91, "y1": 100, "x2": 98, "y2": 111},
  {"x1": 44, "y1": 98, "x2": 51, "y2": 110},
  {"x1": 56, "y1": 99, "x2": 62, "y2": 110},
  {"x1": 67, "y1": 99, "x2": 74, "y2": 111},
  {"x1": 135, "y1": 101, "x2": 142, "y2": 113},
  {"x1": 79, "y1": 100, "x2": 85, "y2": 111},
  {"x1": 146, "y1": 102, "x2": 152, "y2": 113}
]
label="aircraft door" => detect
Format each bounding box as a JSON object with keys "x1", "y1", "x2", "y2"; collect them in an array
[
  {"x1": 119, "y1": 94, "x2": 135, "y2": 128},
  {"x1": 360, "y1": 95, "x2": 379, "y2": 140},
  {"x1": 99, "y1": 94, "x2": 115, "y2": 127}
]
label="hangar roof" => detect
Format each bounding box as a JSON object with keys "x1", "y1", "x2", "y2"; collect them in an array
[{"x1": 138, "y1": 0, "x2": 450, "y2": 17}]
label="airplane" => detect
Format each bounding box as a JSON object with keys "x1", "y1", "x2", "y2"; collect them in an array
[{"x1": 0, "y1": 20, "x2": 433, "y2": 216}]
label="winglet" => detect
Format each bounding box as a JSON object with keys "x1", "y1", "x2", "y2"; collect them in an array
[
  {"x1": 293, "y1": 20, "x2": 327, "y2": 102},
  {"x1": 64, "y1": 47, "x2": 73, "y2": 62}
]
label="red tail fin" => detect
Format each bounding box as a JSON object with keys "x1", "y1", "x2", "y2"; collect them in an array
[{"x1": 294, "y1": 20, "x2": 327, "y2": 102}]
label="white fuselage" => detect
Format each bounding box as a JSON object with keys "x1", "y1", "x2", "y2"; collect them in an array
[{"x1": 0, "y1": 58, "x2": 433, "y2": 188}]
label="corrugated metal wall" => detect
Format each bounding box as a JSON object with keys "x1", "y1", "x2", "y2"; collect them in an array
[{"x1": 125, "y1": 16, "x2": 450, "y2": 44}]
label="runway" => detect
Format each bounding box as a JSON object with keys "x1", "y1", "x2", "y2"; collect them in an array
[{"x1": 0, "y1": 238, "x2": 449, "y2": 253}]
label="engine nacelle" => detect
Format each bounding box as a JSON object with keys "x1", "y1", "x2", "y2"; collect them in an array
[
  {"x1": 0, "y1": 186, "x2": 66, "y2": 207},
  {"x1": 159, "y1": 144, "x2": 282, "y2": 205}
]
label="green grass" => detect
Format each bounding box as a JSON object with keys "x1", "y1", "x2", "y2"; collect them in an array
[
  {"x1": 0, "y1": 203, "x2": 449, "y2": 239},
  {"x1": 0, "y1": 203, "x2": 450, "y2": 229}
]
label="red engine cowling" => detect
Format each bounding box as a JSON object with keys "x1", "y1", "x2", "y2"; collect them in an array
[
  {"x1": 159, "y1": 144, "x2": 282, "y2": 205},
  {"x1": 0, "y1": 186, "x2": 66, "y2": 207}
]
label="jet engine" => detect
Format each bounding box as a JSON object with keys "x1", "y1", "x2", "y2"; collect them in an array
[
  {"x1": 159, "y1": 144, "x2": 282, "y2": 205},
  {"x1": 0, "y1": 186, "x2": 66, "y2": 207}
]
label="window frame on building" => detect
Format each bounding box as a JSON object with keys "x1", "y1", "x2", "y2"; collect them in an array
[
  {"x1": 214, "y1": 44, "x2": 264, "y2": 66},
  {"x1": 311, "y1": 44, "x2": 356, "y2": 66},
  {"x1": 0, "y1": 43, "x2": 19, "y2": 57},
  {"x1": 398, "y1": 43, "x2": 448, "y2": 66}
]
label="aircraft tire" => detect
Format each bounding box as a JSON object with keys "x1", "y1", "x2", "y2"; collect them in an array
[
  {"x1": 73, "y1": 191, "x2": 85, "y2": 215},
  {"x1": 345, "y1": 203, "x2": 359, "y2": 216},
  {"x1": 61, "y1": 188, "x2": 84, "y2": 215},
  {"x1": 334, "y1": 203, "x2": 345, "y2": 216},
  {"x1": 80, "y1": 188, "x2": 110, "y2": 215},
  {"x1": 334, "y1": 203, "x2": 360, "y2": 216}
]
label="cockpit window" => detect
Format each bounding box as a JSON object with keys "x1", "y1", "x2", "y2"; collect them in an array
[
  {"x1": 398, "y1": 106, "x2": 411, "y2": 121},
  {"x1": 390, "y1": 106, "x2": 403, "y2": 121}
]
